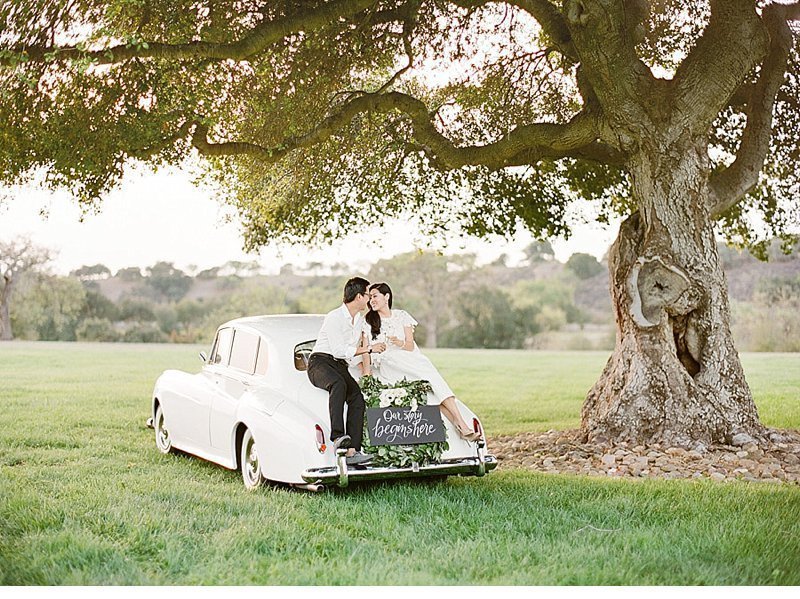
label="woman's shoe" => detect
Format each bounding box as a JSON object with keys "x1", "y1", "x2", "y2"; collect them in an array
[{"x1": 456, "y1": 425, "x2": 481, "y2": 442}]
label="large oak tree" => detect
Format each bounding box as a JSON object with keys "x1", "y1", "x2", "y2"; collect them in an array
[{"x1": 1, "y1": 1, "x2": 798, "y2": 446}]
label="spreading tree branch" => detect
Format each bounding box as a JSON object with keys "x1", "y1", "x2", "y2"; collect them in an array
[
  {"x1": 559, "y1": 0, "x2": 655, "y2": 127},
  {"x1": 126, "y1": 121, "x2": 195, "y2": 161},
  {"x1": 672, "y1": 0, "x2": 770, "y2": 133},
  {"x1": 375, "y1": 0, "x2": 421, "y2": 93},
  {"x1": 709, "y1": 1, "x2": 799, "y2": 217},
  {"x1": 0, "y1": 0, "x2": 377, "y2": 67},
  {"x1": 190, "y1": 91, "x2": 620, "y2": 169},
  {"x1": 450, "y1": 0, "x2": 578, "y2": 61},
  {"x1": 0, "y1": 237, "x2": 53, "y2": 285}
]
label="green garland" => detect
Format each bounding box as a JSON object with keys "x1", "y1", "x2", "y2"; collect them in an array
[{"x1": 359, "y1": 375, "x2": 449, "y2": 468}]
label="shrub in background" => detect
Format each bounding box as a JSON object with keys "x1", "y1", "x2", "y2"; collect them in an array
[
  {"x1": 76, "y1": 318, "x2": 120, "y2": 342},
  {"x1": 123, "y1": 323, "x2": 169, "y2": 343}
]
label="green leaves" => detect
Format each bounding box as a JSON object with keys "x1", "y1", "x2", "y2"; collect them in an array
[
  {"x1": 124, "y1": 36, "x2": 149, "y2": 50},
  {"x1": 358, "y1": 375, "x2": 448, "y2": 468},
  {"x1": 0, "y1": 0, "x2": 797, "y2": 261}
]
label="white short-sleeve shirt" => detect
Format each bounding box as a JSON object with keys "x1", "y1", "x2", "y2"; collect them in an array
[
  {"x1": 312, "y1": 304, "x2": 364, "y2": 363},
  {"x1": 363, "y1": 309, "x2": 418, "y2": 343}
]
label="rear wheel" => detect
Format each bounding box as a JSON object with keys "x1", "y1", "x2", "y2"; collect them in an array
[
  {"x1": 240, "y1": 429, "x2": 265, "y2": 489},
  {"x1": 154, "y1": 405, "x2": 172, "y2": 454}
]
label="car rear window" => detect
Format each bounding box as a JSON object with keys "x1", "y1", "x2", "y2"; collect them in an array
[{"x1": 229, "y1": 330, "x2": 259, "y2": 374}]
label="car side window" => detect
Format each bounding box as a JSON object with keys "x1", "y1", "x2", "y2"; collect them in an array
[
  {"x1": 212, "y1": 328, "x2": 234, "y2": 365},
  {"x1": 229, "y1": 329, "x2": 259, "y2": 374}
]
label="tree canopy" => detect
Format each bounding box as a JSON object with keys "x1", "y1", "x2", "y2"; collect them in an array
[
  {"x1": 3, "y1": 1, "x2": 800, "y2": 444},
  {"x1": 565, "y1": 251, "x2": 603, "y2": 279},
  {"x1": 1, "y1": 1, "x2": 797, "y2": 255}
]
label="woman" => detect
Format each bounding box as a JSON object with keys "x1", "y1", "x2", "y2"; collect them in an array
[{"x1": 360, "y1": 282, "x2": 481, "y2": 441}]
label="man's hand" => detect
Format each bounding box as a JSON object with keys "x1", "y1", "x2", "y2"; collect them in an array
[{"x1": 371, "y1": 342, "x2": 387, "y2": 353}]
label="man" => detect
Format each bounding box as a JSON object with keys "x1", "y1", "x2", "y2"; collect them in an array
[{"x1": 308, "y1": 277, "x2": 386, "y2": 465}]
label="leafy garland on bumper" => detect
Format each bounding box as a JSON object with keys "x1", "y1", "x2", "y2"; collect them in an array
[{"x1": 359, "y1": 375, "x2": 449, "y2": 468}]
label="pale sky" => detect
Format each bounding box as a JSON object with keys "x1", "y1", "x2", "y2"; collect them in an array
[{"x1": 0, "y1": 165, "x2": 619, "y2": 277}]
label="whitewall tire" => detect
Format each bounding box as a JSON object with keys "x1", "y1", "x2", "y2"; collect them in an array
[
  {"x1": 241, "y1": 428, "x2": 265, "y2": 489},
  {"x1": 154, "y1": 404, "x2": 172, "y2": 454}
]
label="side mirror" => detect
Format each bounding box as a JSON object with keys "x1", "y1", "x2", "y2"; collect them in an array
[{"x1": 199, "y1": 352, "x2": 208, "y2": 363}]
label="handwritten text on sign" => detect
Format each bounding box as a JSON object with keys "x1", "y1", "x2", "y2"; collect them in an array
[{"x1": 366, "y1": 406, "x2": 446, "y2": 446}]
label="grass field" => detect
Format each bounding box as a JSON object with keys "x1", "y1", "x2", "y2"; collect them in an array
[
  {"x1": 427, "y1": 348, "x2": 800, "y2": 435},
  {"x1": 1, "y1": 342, "x2": 799, "y2": 585}
]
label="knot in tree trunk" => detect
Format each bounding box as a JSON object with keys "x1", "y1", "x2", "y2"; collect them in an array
[{"x1": 627, "y1": 255, "x2": 700, "y2": 328}]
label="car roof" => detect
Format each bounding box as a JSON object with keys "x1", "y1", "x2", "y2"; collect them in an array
[
  {"x1": 218, "y1": 314, "x2": 324, "y2": 350},
  {"x1": 213, "y1": 315, "x2": 325, "y2": 385}
]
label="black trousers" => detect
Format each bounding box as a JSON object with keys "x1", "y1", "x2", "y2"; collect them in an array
[{"x1": 307, "y1": 353, "x2": 365, "y2": 450}]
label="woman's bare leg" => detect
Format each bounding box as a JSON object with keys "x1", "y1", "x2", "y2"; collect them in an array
[{"x1": 439, "y1": 396, "x2": 473, "y2": 433}]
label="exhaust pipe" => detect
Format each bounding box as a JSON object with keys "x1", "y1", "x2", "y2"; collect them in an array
[{"x1": 293, "y1": 483, "x2": 325, "y2": 492}]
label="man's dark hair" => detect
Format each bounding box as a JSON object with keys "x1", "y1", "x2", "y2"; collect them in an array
[{"x1": 343, "y1": 277, "x2": 369, "y2": 304}]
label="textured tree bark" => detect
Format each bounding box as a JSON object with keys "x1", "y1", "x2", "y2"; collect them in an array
[
  {"x1": 0, "y1": 277, "x2": 13, "y2": 341},
  {"x1": 425, "y1": 316, "x2": 439, "y2": 349},
  {"x1": 581, "y1": 135, "x2": 765, "y2": 447}
]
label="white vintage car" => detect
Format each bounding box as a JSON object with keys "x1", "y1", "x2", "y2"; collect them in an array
[{"x1": 148, "y1": 314, "x2": 497, "y2": 490}]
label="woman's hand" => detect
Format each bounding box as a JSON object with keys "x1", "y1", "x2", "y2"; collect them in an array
[{"x1": 388, "y1": 336, "x2": 404, "y2": 347}]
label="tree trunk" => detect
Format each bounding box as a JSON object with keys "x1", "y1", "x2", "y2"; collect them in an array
[
  {"x1": 426, "y1": 315, "x2": 438, "y2": 348},
  {"x1": 581, "y1": 136, "x2": 764, "y2": 448},
  {"x1": 0, "y1": 277, "x2": 13, "y2": 341}
]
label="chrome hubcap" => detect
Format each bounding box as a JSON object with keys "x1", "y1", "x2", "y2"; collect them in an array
[
  {"x1": 245, "y1": 440, "x2": 259, "y2": 482},
  {"x1": 156, "y1": 414, "x2": 169, "y2": 449}
]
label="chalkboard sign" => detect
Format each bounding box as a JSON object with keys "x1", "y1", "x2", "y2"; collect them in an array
[{"x1": 366, "y1": 406, "x2": 446, "y2": 446}]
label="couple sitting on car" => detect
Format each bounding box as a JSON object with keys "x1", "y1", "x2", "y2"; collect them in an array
[{"x1": 307, "y1": 277, "x2": 481, "y2": 466}]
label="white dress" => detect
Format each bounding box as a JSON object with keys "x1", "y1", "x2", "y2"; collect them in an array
[{"x1": 363, "y1": 309, "x2": 454, "y2": 406}]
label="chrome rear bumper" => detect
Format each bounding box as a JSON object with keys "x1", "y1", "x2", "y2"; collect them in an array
[{"x1": 301, "y1": 443, "x2": 498, "y2": 487}]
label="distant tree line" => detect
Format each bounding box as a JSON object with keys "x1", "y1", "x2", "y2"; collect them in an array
[
  {"x1": 2, "y1": 237, "x2": 799, "y2": 351},
  {"x1": 1, "y1": 238, "x2": 602, "y2": 348}
]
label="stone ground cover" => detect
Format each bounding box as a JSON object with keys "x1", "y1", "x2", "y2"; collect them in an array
[{"x1": 491, "y1": 428, "x2": 800, "y2": 484}]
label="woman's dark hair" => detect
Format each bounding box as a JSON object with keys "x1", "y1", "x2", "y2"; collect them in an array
[
  {"x1": 343, "y1": 277, "x2": 369, "y2": 304},
  {"x1": 365, "y1": 282, "x2": 393, "y2": 340}
]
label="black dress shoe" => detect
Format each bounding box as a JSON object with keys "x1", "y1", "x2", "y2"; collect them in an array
[
  {"x1": 333, "y1": 435, "x2": 352, "y2": 450},
  {"x1": 345, "y1": 451, "x2": 373, "y2": 466}
]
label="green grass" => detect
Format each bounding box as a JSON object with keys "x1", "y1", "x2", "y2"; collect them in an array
[
  {"x1": 1, "y1": 342, "x2": 799, "y2": 585},
  {"x1": 426, "y1": 348, "x2": 800, "y2": 435}
]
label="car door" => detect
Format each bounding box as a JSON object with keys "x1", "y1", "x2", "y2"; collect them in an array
[
  {"x1": 177, "y1": 327, "x2": 233, "y2": 449},
  {"x1": 209, "y1": 328, "x2": 266, "y2": 453}
]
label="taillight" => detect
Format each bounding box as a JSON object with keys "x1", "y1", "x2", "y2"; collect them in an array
[
  {"x1": 315, "y1": 425, "x2": 327, "y2": 453},
  {"x1": 472, "y1": 418, "x2": 483, "y2": 439}
]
